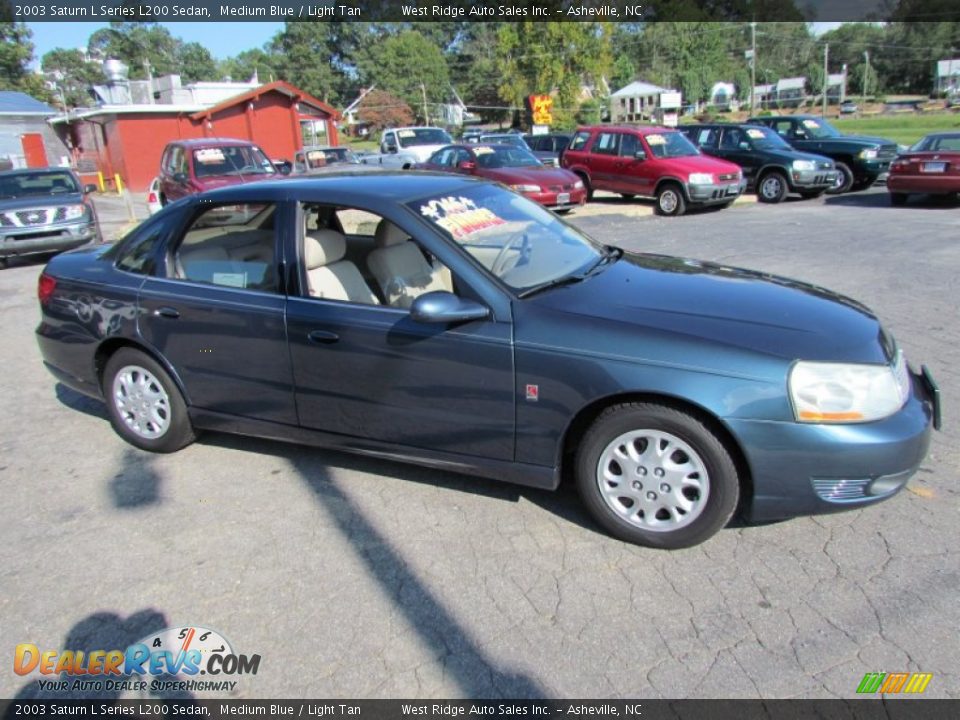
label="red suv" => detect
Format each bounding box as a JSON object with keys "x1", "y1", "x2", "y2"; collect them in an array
[
  {"x1": 561, "y1": 125, "x2": 745, "y2": 216},
  {"x1": 158, "y1": 138, "x2": 278, "y2": 205}
]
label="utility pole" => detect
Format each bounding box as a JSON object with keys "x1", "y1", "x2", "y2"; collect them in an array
[
  {"x1": 750, "y1": 22, "x2": 757, "y2": 112},
  {"x1": 421, "y1": 83, "x2": 429, "y2": 126},
  {"x1": 822, "y1": 43, "x2": 829, "y2": 117},
  {"x1": 862, "y1": 51, "x2": 870, "y2": 108}
]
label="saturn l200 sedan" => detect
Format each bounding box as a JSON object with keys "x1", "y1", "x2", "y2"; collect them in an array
[{"x1": 35, "y1": 173, "x2": 940, "y2": 549}]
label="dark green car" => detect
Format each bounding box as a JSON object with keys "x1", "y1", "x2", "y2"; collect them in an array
[
  {"x1": 680, "y1": 123, "x2": 838, "y2": 203},
  {"x1": 746, "y1": 114, "x2": 898, "y2": 193}
]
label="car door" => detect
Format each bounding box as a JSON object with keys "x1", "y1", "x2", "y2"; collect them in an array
[
  {"x1": 587, "y1": 131, "x2": 626, "y2": 192},
  {"x1": 285, "y1": 203, "x2": 516, "y2": 461},
  {"x1": 717, "y1": 127, "x2": 758, "y2": 183},
  {"x1": 137, "y1": 198, "x2": 297, "y2": 425}
]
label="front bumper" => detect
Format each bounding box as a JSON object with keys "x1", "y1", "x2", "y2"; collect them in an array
[
  {"x1": 0, "y1": 221, "x2": 98, "y2": 258},
  {"x1": 687, "y1": 181, "x2": 742, "y2": 205},
  {"x1": 790, "y1": 169, "x2": 838, "y2": 190},
  {"x1": 526, "y1": 187, "x2": 588, "y2": 211},
  {"x1": 730, "y1": 368, "x2": 938, "y2": 523}
]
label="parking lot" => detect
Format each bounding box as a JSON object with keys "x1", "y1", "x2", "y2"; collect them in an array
[{"x1": 1, "y1": 187, "x2": 956, "y2": 699}]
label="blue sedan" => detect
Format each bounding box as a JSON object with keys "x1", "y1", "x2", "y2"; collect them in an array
[{"x1": 35, "y1": 172, "x2": 940, "y2": 548}]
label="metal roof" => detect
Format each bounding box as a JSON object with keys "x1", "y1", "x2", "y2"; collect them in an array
[
  {"x1": 611, "y1": 81, "x2": 674, "y2": 98},
  {"x1": 0, "y1": 91, "x2": 56, "y2": 116}
]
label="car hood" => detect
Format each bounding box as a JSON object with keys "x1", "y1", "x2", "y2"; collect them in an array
[
  {"x1": 480, "y1": 166, "x2": 578, "y2": 185},
  {"x1": 756, "y1": 148, "x2": 833, "y2": 165},
  {"x1": 526, "y1": 251, "x2": 890, "y2": 366},
  {"x1": 656, "y1": 155, "x2": 741, "y2": 175},
  {"x1": 0, "y1": 193, "x2": 85, "y2": 212},
  {"x1": 825, "y1": 134, "x2": 896, "y2": 148}
]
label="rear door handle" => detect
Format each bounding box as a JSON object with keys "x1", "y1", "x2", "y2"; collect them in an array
[
  {"x1": 308, "y1": 330, "x2": 339, "y2": 344},
  {"x1": 153, "y1": 306, "x2": 180, "y2": 319}
]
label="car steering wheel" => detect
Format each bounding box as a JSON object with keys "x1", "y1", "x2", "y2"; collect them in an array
[{"x1": 491, "y1": 231, "x2": 531, "y2": 277}]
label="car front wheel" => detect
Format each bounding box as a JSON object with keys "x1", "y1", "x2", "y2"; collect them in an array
[
  {"x1": 103, "y1": 348, "x2": 196, "y2": 453},
  {"x1": 827, "y1": 162, "x2": 854, "y2": 194},
  {"x1": 575, "y1": 403, "x2": 740, "y2": 549},
  {"x1": 758, "y1": 171, "x2": 788, "y2": 203},
  {"x1": 655, "y1": 184, "x2": 687, "y2": 216}
]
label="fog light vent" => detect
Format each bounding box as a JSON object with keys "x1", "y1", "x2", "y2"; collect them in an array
[{"x1": 812, "y1": 477, "x2": 872, "y2": 503}]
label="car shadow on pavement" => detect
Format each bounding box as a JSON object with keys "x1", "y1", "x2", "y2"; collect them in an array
[
  {"x1": 6, "y1": 608, "x2": 196, "y2": 705},
  {"x1": 56, "y1": 383, "x2": 108, "y2": 421},
  {"x1": 825, "y1": 191, "x2": 960, "y2": 209}
]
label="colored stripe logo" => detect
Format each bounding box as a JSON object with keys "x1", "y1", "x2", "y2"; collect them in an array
[{"x1": 857, "y1": 672, "x2": 932, "y2": 694}]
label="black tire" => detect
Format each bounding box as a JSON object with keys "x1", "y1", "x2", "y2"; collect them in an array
[
  {"x1": 826, "y1": 162, "x2": 854, "y2": 194},
  {"x1": 889, "y1": 192, "x2": 908, "y2": 207},
  {"x1": 159, "y1": 194, "x2": 167, "y2": 207},
  {"x1": 799, "y1": 189, "x2": 827, "y2": 199},
  {"x1": 655, "y1": 183, "x2": 687, "y2": 216},
  {"x1": 620, "y1": 193, "x2": 636, "y2": 200},
  {"x1": 576, "y1": 173, "x2": 593, "y2": 201},
  {"x1": 575, "y1": 403, "x2": 740, "y2": 549},
  {"x1": 103, "y1": 348, "x2": 196, "y2": 453},
  {"x1": 757, "y1": 171, "x2": 788, "y2": 203},
  {"x1": 0, "y1": 257, "x2": 8, "y2": 269}
]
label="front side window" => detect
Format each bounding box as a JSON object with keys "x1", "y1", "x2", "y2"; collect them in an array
[
  {"x1": 618, "y1": 133, "x2": 639, "y2": 157},
  {"x1": 172, "y1": 203, "x2": 277, "y2": 292},
  {"x1": 593, "y1": 133, "x2": 618, "y2": 155}
]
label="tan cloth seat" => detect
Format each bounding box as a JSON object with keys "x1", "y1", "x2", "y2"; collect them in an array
[
  {"x1": 305, "y1": 230, "x2": 379, "y2": 305},
  {"x1": 367, "y1": 220, "x2": 452, "y2": 308}
]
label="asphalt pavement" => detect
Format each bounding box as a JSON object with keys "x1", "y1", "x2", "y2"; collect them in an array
[{"x1": 0, "y1": 186, "x2": 956, "y2": 700}]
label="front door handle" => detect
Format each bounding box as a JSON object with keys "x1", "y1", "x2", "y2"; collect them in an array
[
  {"x1": 308, "y1": 330, "x2": 339, "y2": 344},
  {"x1": 153, "y1": 306, "x2": 180, "y2": 319}
]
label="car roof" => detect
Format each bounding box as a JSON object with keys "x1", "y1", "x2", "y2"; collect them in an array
[
  {"x1": 0, "y1": 167, "x2": 77, "y2": 178},
  {"x1": 576, "y1": 125, "x2": 680, "y2": 135},
  {"x1": 199, "y1": 171, "x2": 485, "y2": 203},
  {"x1": 167, "y1": 138, "x2": 260, "y2": 148}
]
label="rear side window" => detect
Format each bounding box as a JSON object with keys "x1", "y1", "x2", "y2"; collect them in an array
[
  {"x1": 693, "y1": 128, "x2": 719, "y2": 148},
  {"x1": 593, "y1": 133, "x2": 618, "y2": 155},
  {"x1": 116, "y1": 227, "x2": 162, "y2": 275},
  {"x1": 569, "y1": 131, "x2": 591, "y2": 152},
  {"x1": 173, "y1": 203, "x2": 278, "y2": 292}
]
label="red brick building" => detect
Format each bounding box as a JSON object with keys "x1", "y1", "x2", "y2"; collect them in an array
[{"x1": 51, "y1": 81, "x2": 340, "y2": 192}]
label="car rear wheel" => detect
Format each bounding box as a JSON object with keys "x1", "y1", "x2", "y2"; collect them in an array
[
  {"x1": 757, "y1": 171, "x2": 788, "y2": 203},
  {"x1": 655, "y1": 184, "x2": 686, "y2": 216},
  {"x1": 827, "y1": 162, "x2": 854, "y2": 194},
  {"x1": 575, "y1": 403, "x2": 739, "y2": 549},
  {"x1": 103, "y1": 348, "x2": 195, "y2": 453},
  {"x1": 889, "y1": 192, "x2": 908, "y2": 206},
  {"x1": 576, "y1": 173, "x2": 593, "y2": 201}
]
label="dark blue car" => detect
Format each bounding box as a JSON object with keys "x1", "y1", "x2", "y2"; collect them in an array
[{"x1": 35, "y1": 173, "x2": 940, "y2": 548}]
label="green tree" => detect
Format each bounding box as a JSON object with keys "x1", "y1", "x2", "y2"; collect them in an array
[
  {"x1": 87, "y1": 22, "x2": 181, "y2": 79},
  {"x1": 817, "y1": 23, "x2": 887, "y2": 96},
  {"x1": 354, "y1": 30, "x2": 450, "y2": 120},
  {"x1": 448, "y1": 23, "x2": 510, "y2": 123},
  {"x1": 356, "y1": 88, "x2": 415, "y2": 132},
  {"x1": 41, "y1": 48, "x2": 102, "y2": 108},
  {"x1": 0, "y1": 22, "x2": 54, "y2": 103},
  {"x1": 218, "y1": 48, "x2": 280, "y2": 84},
  {"x1": 269, "y1": 23, "x2": 348, "y2": 103},
  {"x1": 177, "y1": 42, "x2": 217, "y2": 84}
]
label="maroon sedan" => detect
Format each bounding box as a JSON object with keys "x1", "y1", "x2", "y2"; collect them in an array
[
  {"x1": 888, "y1": 132, "x2": 960, "y2": 206},
  {"x1": 417, "y1": 144, "x2": 587, "y2": 212}
]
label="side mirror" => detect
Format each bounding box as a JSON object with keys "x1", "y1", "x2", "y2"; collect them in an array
[
  {"x1": 83, "y1": 184, "x2": 97, "y2": 194},
  {"x1": 410, "y1": 291, "x2": 490, "y2": 325},
  {"x1": 634, "y1": 149, "x2": 647, "y2": 161},
  {"x1": 457, "y1": 160, "x2": 477, "y2": 171}
]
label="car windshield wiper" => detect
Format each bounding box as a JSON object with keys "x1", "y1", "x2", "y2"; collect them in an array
[{"x1": 518, "y1": 247, "x2": 621, "y2": 299}]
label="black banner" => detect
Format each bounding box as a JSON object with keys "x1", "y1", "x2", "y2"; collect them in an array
[
  {"x1": 5, "y1": 0, "x2": 959, "y2": 23},
  {"x1": 2, "y1": 700, "x2": 960, "y2": 720}
]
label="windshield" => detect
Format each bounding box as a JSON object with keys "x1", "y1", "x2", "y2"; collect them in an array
[
  {"x1": 0, "y1": 171, "x2": 79, "y2": 199},
  {"x1": 193, "y1": 145, "x2": 276, "y2": 178},
  {"x1": 645, "y1": 132, "x2": 700, "y2": 158},
  {"x1": 408, "y1": 184, "x2": 602, "y2": 293},
  {"x1": 797, "y1": 118, "x2": 840, "y2": 139},
  {"x1": 473, "y1": 145, "x2": 542, "y2": 168},
  {"x1": 397, "y1": 128, "x2": 453, "y2": 147},
  {"x1": 744, "y1": 126, "x2": 792, "y2": 149}
]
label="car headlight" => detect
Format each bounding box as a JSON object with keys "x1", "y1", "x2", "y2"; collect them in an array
[
  {"x1": 573, "y1": 180, "x2": 584, "y2": 189},
  {"x1": 63, "y1": 204, "x2": 89, "y2": 220},
  {"x1": 792, "y1": 160, "x2": 816, "y2": 171},
  {"x1": 859, "y1": 148, "x2": 879, "y2": 160},
  {"x1": 788, "y1": 353, "x2": 909, "y2": 424},
  {"x1": 688, "y1": 173, "x2": 714, "y2": 184},
  {"x1": 510, "y1": 184, "x2": 541, "y2": 193}
]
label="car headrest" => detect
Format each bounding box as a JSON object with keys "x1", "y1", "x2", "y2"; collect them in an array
[
  {"x1": 374, "y1": 219, "x2": 410, "y2": 248},
  {"x1": 305, "y1": 230, "x2": 346, "y2": 269}
]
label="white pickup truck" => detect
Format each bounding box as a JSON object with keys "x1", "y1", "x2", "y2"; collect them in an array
[{"x1": 358, "y1": 126, "x2": 454, "y2": 168}]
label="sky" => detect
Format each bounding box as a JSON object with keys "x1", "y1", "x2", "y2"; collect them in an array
[{"x1": 27, "y1": 22, "x2": 285, "y2": 65}]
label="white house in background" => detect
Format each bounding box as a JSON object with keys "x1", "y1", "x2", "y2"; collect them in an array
[
  {"x1": 827, "y1": 72, "x2": 848, "y2": 102},
  {"x1": 751, "y1": 83, "x2": 775, "y2": 108},
  {"x1": 708, "y1": 82, "x2": 737, "y2": 110},
  {"x1": 610, "y1": 80, "x2": 678, "y2": 123},
  {"x1": 936, "y1": 58, "x2": 960, "y2": 95},
  {"x1": 774, "y1": 77, "x2": 807, "y2": 107}
]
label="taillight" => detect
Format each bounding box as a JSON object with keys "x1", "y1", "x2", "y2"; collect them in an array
[
  {"x1": 38, "y1": 273, "x2": 57, "y2": 305},
  {"x1": 147, "y1": 191, "x2": 158, "y2": 203}
]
